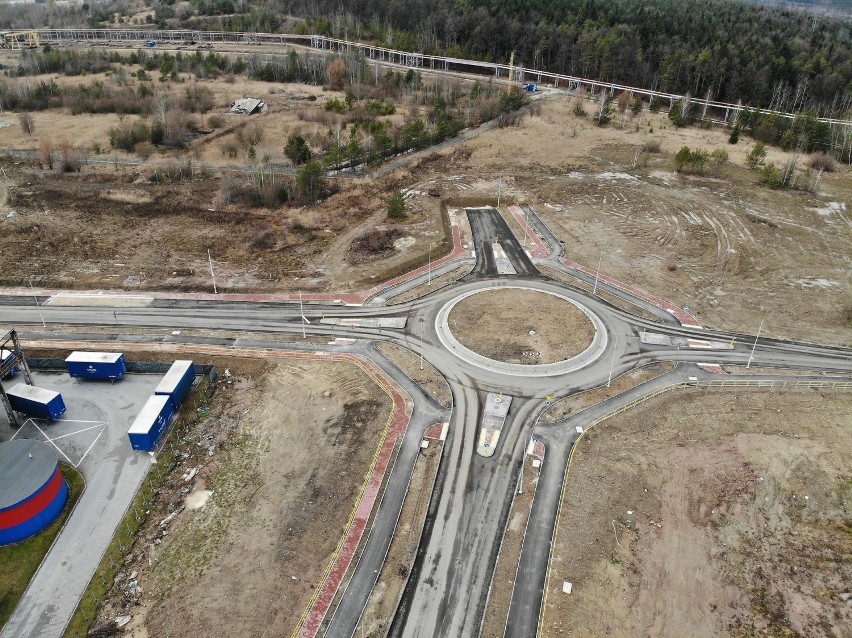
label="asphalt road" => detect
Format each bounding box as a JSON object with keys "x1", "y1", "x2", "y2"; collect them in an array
[{"x1": 1, "y1": 206, "x2": 850, "y2": 638}]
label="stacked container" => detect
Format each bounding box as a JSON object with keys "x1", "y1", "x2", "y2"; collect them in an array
[{"x1": 154, "y1": 360, "x2": 195, "y2": 410}]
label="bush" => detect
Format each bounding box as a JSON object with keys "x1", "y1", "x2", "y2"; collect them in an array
[
  {"x1": 366, "y1": 100, "x2": 395, "y2": 116},
  {"x1": 572, "y1": 99, "x2": 586, "y2": 117},
  {"x1": 207, "y1": 114, "x2": 225, "y2": 129},
  {"x1": 284, "y1": 133, "x2": 312, "y2": 165},
  {"x1": 759, "y1": 162, "x2": 782, "y2": 187},
  {"x1": 17, "y1": 112, "x2": 35, "y2": 136},
  {"x1": 728, "y1": 124, "x2": 740, "y2": 144},
  {"x1": 642, "y1": 139, "x2": 661, "y2": 153},
  {"x1": 221, "y1": 140, "x2": 239, "y2": 158},
  {"x1": 324, "y1": 97, "x2": 347, "y2": 113},
  {"x1": 109, "y1": 121, "x2": 150, "y2": 151},
  {"x1": 806, "y1": 152, "x2": 836, "y2": 172},
  {"x1": 674, "y1": 146, "x2": 710, "y2": 174}
]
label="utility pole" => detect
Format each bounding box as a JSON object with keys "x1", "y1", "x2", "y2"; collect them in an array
[
  {"x1": 419, "y1": 318, "x2": 425, "y2": 370},
  {"x1": 747, "y1": 317, "x2": 764, "y2": 368},
  {"x1": 593, "y1": 250, "x2": 602, "y2": 295},
  {"x1": 299, "y1": 290, "x2": 306, "y2": 339},
  {"x1": 427, "y1": 241, "x2": 434, "y2": 285},
  {"x1": 607, "y1": 335, "x2": 618, "y2": 387},
  {"x1": 30, "y1": 280, "x2": 45, "y2": 328},
  {"x1": 207, "y1": 248, "x2": 217, "y2": 294},
  {"x1": 496, "y1": 173, "x2": 502, "y2": 209}
]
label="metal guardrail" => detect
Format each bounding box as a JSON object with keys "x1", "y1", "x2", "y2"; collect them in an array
[{"x1": 34, "y1": 28, "x2": 852, "y2": 126}]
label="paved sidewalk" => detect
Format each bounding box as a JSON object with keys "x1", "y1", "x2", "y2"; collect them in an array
[{"x1": 507, "y1": 205, "x2": 551, "y2": 259}]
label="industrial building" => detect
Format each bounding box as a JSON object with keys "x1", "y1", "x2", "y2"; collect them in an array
[{"x1": 0, "y1": 439, "x2": 68, "y2": 545}]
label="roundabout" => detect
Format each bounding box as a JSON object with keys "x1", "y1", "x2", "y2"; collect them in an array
[{"x1": 435, "y1": 285, "x2": 608, "y2": 377}]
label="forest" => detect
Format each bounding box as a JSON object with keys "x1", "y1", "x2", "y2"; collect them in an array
[{"x1": 1, "y1": 0, "x2": 850, "y2": 116}]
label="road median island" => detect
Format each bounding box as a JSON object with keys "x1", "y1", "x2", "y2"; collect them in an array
[{"x1": 357, "y1": 434, "x2": 445, "y2": 637}]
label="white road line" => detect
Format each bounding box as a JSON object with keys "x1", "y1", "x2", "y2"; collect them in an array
[
  {"x1": 32, "y1": 421, "x2": 75, "y2": 466},
  {"x1": 49, "y1": 423, "x2": 108, "y2": 440},
  {"x1": 9, "y1": 420, "x2": 27, "y2": 440},
  {"x1": 75, "y1": 424, "x2": 108, "y2": 468}
]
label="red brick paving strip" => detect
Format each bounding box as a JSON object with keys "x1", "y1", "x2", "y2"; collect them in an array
[
  {"x1": 423, "y1": 422, "x2": 446, "y2": 439},
  {"x1": 558, "y1": 257, "x2": 703, "y2": 328},
  {"x1": 506, "y1": 205, "x2": 551, "y2": 259}
]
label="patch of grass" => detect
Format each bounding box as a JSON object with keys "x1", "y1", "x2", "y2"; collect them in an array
[{"x1": 0, "y1": 464, "x2": 85, "y2": 630}]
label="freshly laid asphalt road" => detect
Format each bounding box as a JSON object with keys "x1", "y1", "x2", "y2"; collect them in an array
[{"x1": 1, "y1": 207, "x2": 850, "y2": 638}]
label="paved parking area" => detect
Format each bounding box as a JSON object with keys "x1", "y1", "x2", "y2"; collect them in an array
[{"x1": 1, "y1": 371, "x2": 164, "y2": 638}]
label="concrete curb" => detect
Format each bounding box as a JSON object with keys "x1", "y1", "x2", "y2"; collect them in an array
[{"x1": 434, "y1": 286, "x2": 607, "y2": 377}]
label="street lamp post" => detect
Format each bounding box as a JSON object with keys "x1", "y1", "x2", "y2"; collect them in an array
[
  {"x1": 427, "y1": 242, "x2": 434, "y2": 285},
  {"x1": 607, "y1": 335, "x2": 618, "y2": 387},
  {"x1": 593, "y1": 250, "x2": 602, "y2": 295},
  {"x1": 207, "y1": 248, "x2": 217, "y2": 294},
  {"x1": 30, "y1": 281, "x2": 45, "y2": 328},
  {"x1": 299, "y1": 290, "x2": 306, "y2": 339},
  {"x1": 419, "y1": 318, "x2": 425, "y2": 370},
  {"x1": 747, "y1": 317, "x2": 764, "y2": 369}
]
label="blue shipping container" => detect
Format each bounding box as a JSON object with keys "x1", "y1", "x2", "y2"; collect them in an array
[
  {"x1": 65, "y1": 351, "x2": 127, "y2": 380},
  {"x1": 5, "y1": 384, "x2": 66, "y2": 421},
  {"x1": 154, "y1": 360, "x2": 195, "y2": 410},
  {"x1": 128, "y1": 395, "x2": 174, "y2": 451},
  {"x1": 1, "y1": 349, "x2": 17, "y2": 379}
]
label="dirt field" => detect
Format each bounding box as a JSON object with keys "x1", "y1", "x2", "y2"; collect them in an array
[
  {"x1": 93, "y1": 356, "x2": 392, "y2": 637},
  {"x1": 448, "y1": 289, "x2": 595, "y2": 364},
  {"x1": 541, "y1": 389, "x2": 852, "y2": 638},
  {"x1": 1, "y1": 82, "x2": 848, "y2": 347}
]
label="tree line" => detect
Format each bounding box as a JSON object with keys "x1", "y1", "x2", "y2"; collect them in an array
[{"x1": 166, "y1": 0, "x2": 851, "y2": 115}]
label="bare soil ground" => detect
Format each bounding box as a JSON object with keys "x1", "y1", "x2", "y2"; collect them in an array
[
  {"x1": 448, "y1": 288, "x2": 595, "y2": 364},
  {"x1": 1, "y1": 87, "x2": 848, "y2": 349},
  {"x1": 414, "y1": 98, "x2": 852, "y2": 346},
  {"x1": 541, "y1": 389, "x2": 852, "y2": 638},
  {"x1": 91, "y1": 356, "x2": 392, "y2": 637},
  {"x1": 540, "y1": 361, "x2": 676, "y2": 424},
  {"x1": 375, "y1": 341, "x2": 452, "y2": 408}
]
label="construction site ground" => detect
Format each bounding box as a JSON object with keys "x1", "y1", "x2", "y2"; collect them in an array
[
  {"x1": 541, "y1": 389, "x2": 851, "y2": 638},
  {"x1": 0, "y1": 58, "x2": 850, "y2": 638},
  {"x1": 77, "y1": 354, "x2": 394, "y2": 638}
]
